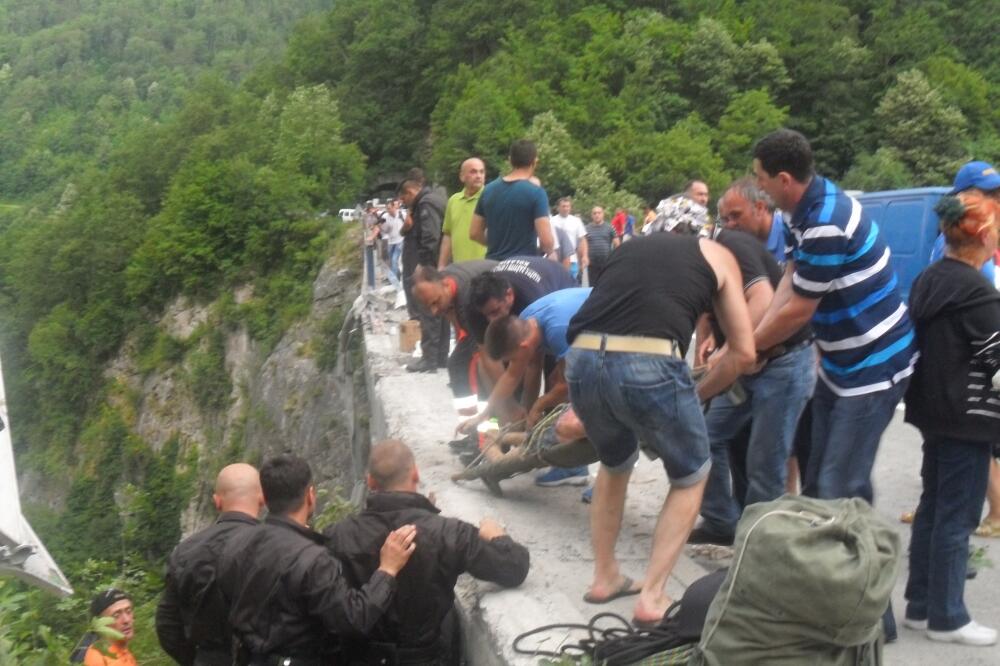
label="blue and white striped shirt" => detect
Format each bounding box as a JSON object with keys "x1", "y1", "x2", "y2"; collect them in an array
[{"x1": 786, "y1": 176, "x2": 917, "y2": 396}]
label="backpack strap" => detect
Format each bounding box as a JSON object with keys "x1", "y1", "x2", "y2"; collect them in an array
[{"x1": 69, "y1": 632, "x2": 99, "y2": 663}]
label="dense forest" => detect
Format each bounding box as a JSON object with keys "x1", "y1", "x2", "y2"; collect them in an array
[{"x1": 1, "y1": 0, "x2": 998, "y2": 661}]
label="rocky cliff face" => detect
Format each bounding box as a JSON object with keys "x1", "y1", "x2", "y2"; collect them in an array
[{"x1": 103, "y1": 255, "x2": 364, "y2": 536}]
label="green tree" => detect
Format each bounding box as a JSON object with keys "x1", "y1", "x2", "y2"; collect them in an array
[
  {"x1": 571, "y1": 162, "x2": 644, "y2": 219},
  {"x1": 429, "y1": 76, "x2": 525, "y2": 181},
  {"x1": 842, "y1": 148, "x2": 914, "y2": 191},
  {"x1": 525, "y1": 111, "x2": 584, "y2": 199},
  {"x1": 875, "y1": 69, "x2": 967, "y2": 184},
  {"x1": 270, "y1": 84, "x2": 366, "y2": 209},
  {"x1": 678, "y1": 19, "x2": 739, "y2": 121},
  {"x1": 604, "y1": 114, "x2": 728, "y2": 204},
  {"x1": 715, "y1": 89, "x2": 788, "y2": 173},
  {"x1": 921, "y1": 56, "x2": 996, "y2": 134}
]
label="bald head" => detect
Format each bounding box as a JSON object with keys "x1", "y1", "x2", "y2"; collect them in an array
[
  {"x1": 367, "y1": 440, "x2": 418, "y2": 492},
  {"x1": 460, "y1": 157, "x2": 486, "y2": 194},
  {"x1": 213, "y1": 463, "x2": 264, "y2": 516}
]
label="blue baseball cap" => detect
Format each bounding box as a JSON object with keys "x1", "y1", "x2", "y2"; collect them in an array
[{"x1": 950, "y1": 160, "x2": 1000, "y2": 194}]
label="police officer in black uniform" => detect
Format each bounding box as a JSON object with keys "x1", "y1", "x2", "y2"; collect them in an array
[
  {"x1": 156, "y1": 463, "x2": 264, "y2": 665},
  {"x1": 326, "y1": 440, "x2": 529, "y2": 665},
  {"x1": 218, "y1": 454, "x2": 417, "y2": 665}
]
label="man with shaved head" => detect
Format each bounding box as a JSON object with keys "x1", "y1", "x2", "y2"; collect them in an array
[
  {"x1": 327, "y1": 440, "x2": 530, "y2": 664},
  {"x1": 156, "y1": 463, "x2": 264, "y2": 665},
  {"x1": 440, "y1": 157, "x2": 488, "y2": 267}
]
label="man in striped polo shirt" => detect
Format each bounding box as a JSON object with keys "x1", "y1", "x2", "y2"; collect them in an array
[{"x1": 751, "y1": 129, "x2": 917, "y2": 504}]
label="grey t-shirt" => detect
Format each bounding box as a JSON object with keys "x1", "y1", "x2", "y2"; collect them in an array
[{"x1": 585, "y1": 223, "x2": 617, "y2": 264}]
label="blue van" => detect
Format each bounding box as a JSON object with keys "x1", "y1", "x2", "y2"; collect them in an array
[{"x1": 855, "y1": 187, "x2": 949, "y2": 301}]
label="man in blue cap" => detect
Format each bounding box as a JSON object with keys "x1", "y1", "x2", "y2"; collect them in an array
[{"x1": 928, "y1": 161, "x2": 1000, "y2": 279}]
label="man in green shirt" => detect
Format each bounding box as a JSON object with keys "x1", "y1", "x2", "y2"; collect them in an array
[{"x1": 439, "y1": 157, "x2": 488, "y2": 267}]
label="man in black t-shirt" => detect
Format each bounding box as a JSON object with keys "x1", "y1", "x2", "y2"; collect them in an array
[
  {"x1": 411, "y1": 261, "x2": 497, "y2": 411},
  {"x1": 465, "y1": 256, "x2": 576, "y2": 343},
  {"x1": 689, "y1": 228, "x2": 816, "y2": 546}
]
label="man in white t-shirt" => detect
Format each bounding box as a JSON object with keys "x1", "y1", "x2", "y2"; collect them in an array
[
  {"x1": 550, "y1": 197, "x2": 588, "y2": 283},
  {"x1": 380, "y1": 199, "x2": 406, "y2": 283}
]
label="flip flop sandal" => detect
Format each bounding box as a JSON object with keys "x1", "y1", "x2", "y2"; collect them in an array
[
  {"x1": 974, "y1": 518, "x2": 1000, "y2": 538},
  {"x1": 583, "y1": 576, "x2": 641, "y2": 604}
]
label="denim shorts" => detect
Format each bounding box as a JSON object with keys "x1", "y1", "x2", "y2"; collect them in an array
[{"x1": 565, "y1": 347, "x2": 710, "y2": 487}]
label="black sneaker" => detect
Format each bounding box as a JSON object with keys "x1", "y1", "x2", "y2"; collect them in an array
[
  {"x1": 448, "y1": 435, "x2": 476, "y2": 454},
  {"x1": 687, "y1": 526, "x2": 735, "y2": 546},
  {"x1": 405, "y1": 358, "x2": 437, "y2": 373},
  {"x1": 481, "y1": 474, "x2": 504, "y2": 497}
]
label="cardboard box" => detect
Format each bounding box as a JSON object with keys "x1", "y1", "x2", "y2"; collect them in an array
[{"x1": 399, "y1": 320, "x2": 421, "y2": 353}]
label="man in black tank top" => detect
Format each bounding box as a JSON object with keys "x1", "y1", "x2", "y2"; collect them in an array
[{"x1": 564, "y1": 233, "x2": 755, "y2": 626}]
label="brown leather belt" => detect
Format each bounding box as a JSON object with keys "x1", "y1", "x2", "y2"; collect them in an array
[{"x1": 572, "y1": 332, "x2": 682, "y2": 358}]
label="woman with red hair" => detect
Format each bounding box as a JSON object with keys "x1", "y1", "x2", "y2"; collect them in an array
[{"x1": 903, "y1": 191, "x2": 1000, "y2": 646}]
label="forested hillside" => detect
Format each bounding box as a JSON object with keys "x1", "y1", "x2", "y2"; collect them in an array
[
  {"x1": 287, "y1": 0, "x2": 999, "y2": 196},
  {"x1": 1, "y1": 0, "x2": 999, "y2": 661}
]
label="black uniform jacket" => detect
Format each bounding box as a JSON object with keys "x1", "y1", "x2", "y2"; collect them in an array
[
  {"x1": 156, "y1": 511, "x2": 259, "y2": 666},
  {"x1": 218, "y1": 515, "x2": 396, "y2": 659},
  {"x1": 402, "y1": 186, "x2": 446, "y2": 272},
  {"x1": 325, "y1": 492, "x2": 529, "y2": 651}
]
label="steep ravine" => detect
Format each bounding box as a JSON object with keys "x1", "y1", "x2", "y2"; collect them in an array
[{"x1": 98, "y1": 253, "x2": 366, "y2": 536}]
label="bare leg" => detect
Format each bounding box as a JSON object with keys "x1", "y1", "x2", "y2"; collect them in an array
[
  {"x1": 633, "y1": 477, "x2": 708, "y2": 622},
  {"x1": 785, "y1": 456, "x2": 800, "y2": 495},
  {"x1": 555, "y1": 408, "x2": 587, "y2": 444},
  {"x1": 588, "y1": 465, "x2": 633, "y2": 598},
  {"x1": 986, "y1": 458, "x2": 1000, "y2": 523}
]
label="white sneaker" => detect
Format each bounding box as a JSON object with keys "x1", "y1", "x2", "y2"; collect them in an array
[
  {"x1": 927, "y1": 621, "x2": 998, "y2": 646},
  {"x1": 902, "y1": 618, "x2": 927, "y2": 631}
]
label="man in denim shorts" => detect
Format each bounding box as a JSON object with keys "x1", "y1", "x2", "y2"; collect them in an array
[{"x1": 565, "y1": 230, "x2": 755, "y2": 626}]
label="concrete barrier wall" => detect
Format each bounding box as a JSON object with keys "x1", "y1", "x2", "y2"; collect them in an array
[{"x1": 358, "y1": 293, "x2": 711, "y2": 664}]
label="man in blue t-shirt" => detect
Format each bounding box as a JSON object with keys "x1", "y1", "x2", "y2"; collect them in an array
[
  {"x1": 477, "y1": 288, "x2": 593, "y2": 486},
  {"x1": 752, "y1": 129, "x2": 917, "y2": 508},
  {"x1": 470, "y1": 140, "x2": 555, "y2": 261}
]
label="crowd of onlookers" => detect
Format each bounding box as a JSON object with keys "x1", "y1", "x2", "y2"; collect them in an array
[
  {"x1": 77, "y1": 131, "x2": 1000, "y2": 665},
  {"x1": 389, "y1": 131, "x2": 1000, "y2": 651}
]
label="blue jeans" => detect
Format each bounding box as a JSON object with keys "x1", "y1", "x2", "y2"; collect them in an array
[
  {"x1": 700, "y1": 345, "x2": 816, "y2": 535},
  {"x1": 803, "y1": 377, "x2": 909, "y2": 503},
  {"x1": 905, "y1": 435, "x2": 992, "y2": 630},
  {"x1": 565, "y1": 346, "x2": 710, "y2": 486},
  {"x1": 388, "y1": 243, "x2": 403, "y2": 283}
]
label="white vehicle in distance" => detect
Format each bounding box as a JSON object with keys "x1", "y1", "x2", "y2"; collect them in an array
[{"x1": 339, "y1": 208, "x2": 360, "y2": 222}]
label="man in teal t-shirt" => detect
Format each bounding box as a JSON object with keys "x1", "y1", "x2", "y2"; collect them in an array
[{"x1": 471, "y1": 140, "x2": 555, "y2": 260}]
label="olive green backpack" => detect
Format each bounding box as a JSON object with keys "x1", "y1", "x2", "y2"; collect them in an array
[{"x1": 692, "y1": 496, "x2": 901, "y2": 666}]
